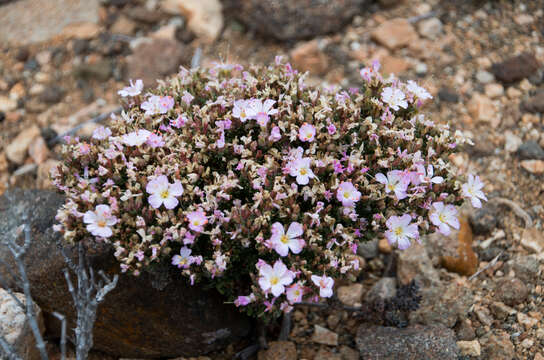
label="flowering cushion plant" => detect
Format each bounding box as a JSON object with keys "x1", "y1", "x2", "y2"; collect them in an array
[{"x1": 52, "y1": 57, "x2": 485, "y2": 321}]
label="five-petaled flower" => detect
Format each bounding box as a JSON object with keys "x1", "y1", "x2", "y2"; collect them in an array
[
  {"x1": 187, "y1": 210, "x2": 208, "y2": 232},
  {"x1": 376, "y1": 170, "x2": 409, "y2": 200},
  {"x1": 146, "y1": 175, "x2": 184, "y2": 209},
  {"x1": 311, "y1": 274, "x2": 334, "y2": 298},
  {"x1": 385, "y1": 214, "x2": 419, "y2": 250},
  {"x1": 92, "y1": 126, "x2": 112, "y2": 140},
  {"x1": 381, "y1": 87, "x2": 408, "y2": 111},
  {"x1": 336, "y1": 181, "x2": 361, "y2": 207},
  {"x1": 298, "y1": 123, "x2": 316, "y2": 142},
  {"x1": 289, "y1": 157, "x2": 315, "y2": 185},
  {"x1": 270, "y1": 222, "x2": 305, "y2": 256},
  {"x1": 429, "y1": 202, "x2": 460, "y2": 235},
  {"x1": 141, "y1": 95, "x2": 174, "y2": 116},
  {"x1": 462, "y1": 174, "x2": 487, "y2": 208},
  {"x1": 258, "y1": 260, "x2": 294, "y2": 297},
  {"x1": 286, "y1": 283, "x2": 304, "y2": 304},
  {"x1": 172, "y1": 247, "x2": 192, "y2": 268},
  {"x1": 83, "y1": 204, "x2": 118, "y2": 238},
  {"x1": 405, "y1": 80, "x2": 432, "y2": 101},
  {"x1": 118, "y1": 79, "x2": 143, "y2": 97},
  {"x1": 250, "y1": 99, "x2": 278, "y2": 127},
  {"x1": 122, "y1": 129, "x2": 151, "y2": 146},
  {"x1": 232, "y1": 99, "x2": 256, "y2": 122}
]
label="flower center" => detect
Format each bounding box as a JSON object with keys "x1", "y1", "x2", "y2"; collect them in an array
[
  {"x1": 388, "y1": 184, "x2": 395, "y2": 191},
  {"x1": 300, "y1": 168, "x2": 307, "y2": 175},
  {"x1": 270, "y1": 276, "x2": 279, "y2": 285},
  {"x1": 97, "y1": 220, "x2": 107, "y2": 228},
  {"x1": 281, "y1": 235, "x2": 289, "y2": 244},
  {"x1": 193, "y1": 220, "x2": 200, "y2": 226},
  {"x1": 438, "y1": 214, "x2": 446, "y2": 223},
  {"x1": 160, "y1": 190, "x2": 170, "y2": 199},
  {"x1": 343, "y1": 191, "x2": 350, "y2": 199},
  {"x1": 394, "y1": 227, "x2": 403, "y2": 236},
  {"x1": 319, "y1": 279, "x2": 326, "y2": 288}
]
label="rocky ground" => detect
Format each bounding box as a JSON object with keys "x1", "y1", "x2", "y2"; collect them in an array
[{"x1": 0, "y1": 0, "x2": 543, "y2": 359}]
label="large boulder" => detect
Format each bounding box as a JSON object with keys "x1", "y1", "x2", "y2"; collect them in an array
[
  {"x1": 222, "y1": 0, "x2": 368, "y2": 41},
  {"x1": 0, "y1": 189, "x2": 250, "y2": 358}
]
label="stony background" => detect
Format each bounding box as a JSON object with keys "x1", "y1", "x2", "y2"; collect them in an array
[{"x1": 0, "y1": 0, "x2": 543, "y2": 359}]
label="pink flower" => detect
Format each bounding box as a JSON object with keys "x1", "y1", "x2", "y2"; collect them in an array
[
  {"x1": 288, "y1": 157, "x2": 315, "y2": 185},
  {"x1": 170, "y1": 115, "x2": 188, "y2": 128},
  {"x1": 232, "y1": 99, "x2": 256, "y2": 122},
  {"x1": 146, "y1": 133, "x2": 165, "y2": 148},
  {"x1": 269, "y1": 126, "x2": 282, "y2": 142},
  {"x1": 385, "y1": 214, "x2": 419, "y2": 250},
  {"x1": 462, "y1": 174, "x2": 487, "y2": 208},
  {"x1": 311, "y1": 274, "x2": 334, "y2": 298},
  {"x1": 270, "y1": 222, "x2": 305, "y2": 257},
  {"x1": 92, "y1": 126, "x2": 112, "y2": 140},
  {"x1": 141, "y1": 95, "x2": 174, "y2": 116},
  {"x1": 286, "y1": 283, "x2": 304, "y2": 304},
  {"x1": 298, "y1": 123, "x2": 316, "y2": 142},
  {"x1": 146, "y1": 175, "x2": 184, "y2": 209},
  {"x1": 336, "y1": 181, "x2": 361, "y2": 207},
  {"x1": 327, "y1": 123, "x2": 336, "y2": 135},
  {"x1": 250, "y1": 99, "x2": 278, "y2": 127},
  {"x1": 258, "y1": 260, "x2": 294, "y2": 297},
  {"x1": 122, "y1": 129, "x2": 151, "y2": 146},
  {"x1": 381, "y1": 87, "x2": 408, "y2": 111},
  {"x1": 187, "y1": 210, "x2": 207, "y2": 232},
  {"x1": 376, "y1": 170, "x2": 409, "y2": 200},
  {"x1": 118, "y1": 79, "x2": 143, "y2": 97},
  {"x1": 182, "y1": 91, "x2": 194, "y2": 105},
  {"x1": 83, "y1": 204, "x2": 117, "y2": 238},
  {"x1": 171, "y1": 247, "x2": 192, "y2": 268},
  {"x1": 234, "y1": 293, "x2": 256, "y2": 307},
  {"x1": 429, "y1": 202, "x2": 460, "y2": 235}
]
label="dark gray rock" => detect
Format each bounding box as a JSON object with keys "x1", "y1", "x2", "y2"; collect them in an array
[
  {"x1": 365, "y1": 277, "x2": 396, "y2": 304},
  {"x1": 517, "y1": 141, "x2": 544, "y2": 160},
  {"x1": 0, "y1": 189, "x2": 250, "y2": 358},
  {"x1": 223, "y1": 0, "x2": 368, "y2": 41},
  {"x1": 356, "y1": 324, "x2": 459, "y2": 360},
  {"x1": 73, "y1": 60, "x2": 113, "y2": 82},
  {"x1": 437, "y1": 87, "x2": 459, "y2": 103},
  {"x1": 469, "y1": 203, "x2": 499, "y2": 235},
  {"x1": 490, "y1": 53, "x2": 540, "y2": 83},
  {"x1": 357, "y1": 239, "x2": 379, "y2": 259}
]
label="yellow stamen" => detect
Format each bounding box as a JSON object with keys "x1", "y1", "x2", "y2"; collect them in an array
[
  {"x1": 300, "y1": 168, "x2": 307, "y2": 175},
  {"x1": 97, "y1": 220, "x2": 106, "y2": 228},
  {"x1": 160, "y1": 189, "x2": 170, "y2": 199},
  {"x1": 281, "y1": 235, "x2": 289, "y2": 244},
  {"x1": 270, "y1": 276, "x2": 279, "y2": 285}
]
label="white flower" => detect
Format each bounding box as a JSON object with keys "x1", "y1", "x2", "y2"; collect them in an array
[
  {"x1": 336, "y1": 181, "x2": 361, "y2": 207},
  {"x1": 384, "y1": 214, "x2": 419, "y2": 250},
  {"x1": 381, "y1": 87, "x2": 408, "y2": 111},
  {"x1": 92, "y1": 126, "x2": 112, "y2": 140},
  {"x1": 232, "y1": 99, "x2": 256, "y2": 122},
  {"x1": 429, "y1": 202, "x2": 460, "y2": 235},
  {"x1": 286, "y1": 283, "x2": 304, "y2": 304},
  {"x1": 405, "y1": 80, "x2": 432, "y2": 101},
  {"x1": 258, "y1": 260, "x2": 294, "y2": 297},
  {"x1": 83, "y1": 204, "x2": 117, "y2": 238},
  {"x1": 311, "y1": 274, "x2": 334, "y2": 298},
  {"x1": 146, "y1": 175, "x2": 184, "y2": 209},
  {"x1": 117, "y1": 79, "x2": 143, "y2": 97},
  {"x1": 172, "y1": 247, "x2": 192, "y2": 268},
  {"x1": 270, "y1": 222, "x2": 305, "y2": 257},
  {"x1": 298, "y1": 123, "x2": 316, "y2": 142},
  {"x1": 462, "y1": 174, "x2": 487, "y2": 208},
  {"x1": 376, "y1": 170, "x2": 409, "y2": 200},
  {"x1": 288, "y1": 157, "x2": 315, "y2": 185},
  {"x1": 250, "y1": 99, "x2": 278, "y2": 127},
  {"x1": 122, "y1": 129, "x2": 151, "y2": 146}
]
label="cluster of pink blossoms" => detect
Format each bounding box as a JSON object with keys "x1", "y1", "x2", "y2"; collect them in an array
[{"x1": 53, "y1": 57, "x2": 485, "y2": 320}]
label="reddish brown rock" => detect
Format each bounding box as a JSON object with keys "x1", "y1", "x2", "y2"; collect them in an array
[
  {"x1": 371, "y1": 18, "x2": 418, "y2": 50},
  {"x1": 290, "y1": 40, "x2": 329, "y2": 75},
  {"x1": 491, "y1": 53, "x2": 540, "y2": 83}
]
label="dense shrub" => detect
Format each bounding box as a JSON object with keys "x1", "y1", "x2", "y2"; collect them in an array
[{"x1": 52, "y1": 58, "x2": 485, "y2": 320}]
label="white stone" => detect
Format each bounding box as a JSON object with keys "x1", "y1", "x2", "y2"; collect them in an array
[
  {"x1": 0, "y1": 287, "x2": 45, "y2": 360},
  {"x1": 417, "y1": 18, "x2": 443, "y2": 39},
  {"x1": 161, "y1": 0, "x2": 223, "y2": 43}
]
